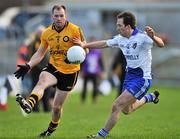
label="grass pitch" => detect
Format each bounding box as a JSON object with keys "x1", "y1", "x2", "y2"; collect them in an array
[{"x1": 0, "y1": 86, "x2": 180, "y2": 139}]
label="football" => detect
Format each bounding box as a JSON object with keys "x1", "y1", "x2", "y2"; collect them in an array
[{"x1": 67, "y1": 45, "x2": 86, "y2": 64}]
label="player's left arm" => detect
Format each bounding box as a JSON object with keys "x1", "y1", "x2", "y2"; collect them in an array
[{"x1": 145, "y1": 26, "x2": 165, "y2": 48}]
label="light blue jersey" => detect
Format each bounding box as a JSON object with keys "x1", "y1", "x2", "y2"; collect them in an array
[{"x1": 106, "y1": 28, "x2": 153, "y2": 99}]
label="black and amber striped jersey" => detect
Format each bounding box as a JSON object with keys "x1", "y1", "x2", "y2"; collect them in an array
[{"x1": 41, "y1": 22, "x2": 85, "y2": 74}]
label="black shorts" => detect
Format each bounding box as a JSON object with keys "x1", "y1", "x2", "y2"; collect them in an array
[{"x1": 42, "y1": 63, "x2": 79, "y2": 91}]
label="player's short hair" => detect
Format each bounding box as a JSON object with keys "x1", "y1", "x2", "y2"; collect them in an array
[
  {"x1": 52, "y1": 4, "x2": 66, "y2": 14},
  {"x1": 117, "y1": 12, "x2": 136, "y2": 29}
]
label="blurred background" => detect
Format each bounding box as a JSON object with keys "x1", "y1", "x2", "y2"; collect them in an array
[
  {"x1": 0, "y1": 1, "x2": 180, "y2": 138},
  {"x1": 0, "y1": 0, "x2": 180, "y2": 91}
]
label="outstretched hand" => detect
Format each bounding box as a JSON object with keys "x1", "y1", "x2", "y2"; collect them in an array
[
  {"x1": 14, "y1": 63, "x2": 31, "y2": 80},
  {"x1": 71, "y1": 37, "x2": 85, "y2": 46}
]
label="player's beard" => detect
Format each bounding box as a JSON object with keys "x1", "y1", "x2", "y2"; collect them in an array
[{"x1": 54, "y1": 21, "x2": 66, "y2": 31}]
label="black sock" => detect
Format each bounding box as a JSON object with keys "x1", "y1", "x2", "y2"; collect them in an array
[{"x1": 48, "y1": 121, "x2": 59, "y2": 133}]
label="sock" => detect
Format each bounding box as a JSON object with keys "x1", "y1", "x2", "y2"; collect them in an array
[
  {"x1": 27, "y1": 93, "x2": 40, "y2": 108},
  {"x1": 48, "y1": 121, "x2": 59, "y2": 133},
  {"x1": 144, "y1": 93, "x2": 155, "y2": 103},
  {"x1": 97, "y1": 128, "x2": 108, "y2": 137}
]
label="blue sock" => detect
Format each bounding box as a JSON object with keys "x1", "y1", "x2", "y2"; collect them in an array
[
  {"x1": 97, "y1": 128, "x2": 108, "y2": 137},
  {"x1": 144, "y1": 93, "x2": 155, "y2": 103}
]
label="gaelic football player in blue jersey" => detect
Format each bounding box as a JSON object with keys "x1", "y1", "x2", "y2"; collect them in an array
[{"x1": 74, "y1": 11, "x2": 164, "y2": 138}]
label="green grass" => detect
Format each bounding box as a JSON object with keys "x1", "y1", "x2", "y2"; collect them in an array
[{"x1": 0, "y1": 86, "x2": 180, "y2": 139}]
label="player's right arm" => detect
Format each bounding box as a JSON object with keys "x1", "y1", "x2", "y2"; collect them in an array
[
  {"x1": 27, "y1": 44, "x2": 48, "y2": 68},
  {"x1": 14, "y1": 44, "x2": 48, "y2": 80},
  {"x1": 82, "y1": 40, "x2": 108, "y2": 49},
  {"x1": 82, "y1": 35, "x2": 120, "y2": 49},
  {"x1": 73, "y1": 34, "x2": 119, "y2": 49}
]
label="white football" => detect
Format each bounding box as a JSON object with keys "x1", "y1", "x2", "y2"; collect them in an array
[{"x1": 67, "y1": 45, "x2": 86, "y2": 64}]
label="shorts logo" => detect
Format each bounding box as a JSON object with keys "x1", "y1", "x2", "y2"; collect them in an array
[{"x1": 63, "y1": 36, "x2": 69, "y2": 42}]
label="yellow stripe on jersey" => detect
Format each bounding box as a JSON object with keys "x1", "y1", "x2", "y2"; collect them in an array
[{"x1": 41, "y1": 22, "x2": 85, "y2": 74}]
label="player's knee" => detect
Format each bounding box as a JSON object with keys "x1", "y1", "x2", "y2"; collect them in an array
[
  {"x1": 112, "y1": 102, "x2": 121, "y2": 113},
  {"x1": 36, "y1": 78, "x2": 49, "y2": 89},
  {"x1": 37, "y1": 74, "x2": 55, "y2": 88},
  {"x1": 112, "y1": 100, "x2": 127, "y2": 113},
  {"x1": 122, "y1": 109, "x2": 130, "y2": 115}
]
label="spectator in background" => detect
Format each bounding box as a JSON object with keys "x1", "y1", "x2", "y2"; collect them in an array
[
  {"x1": 0, "y1": 83, "x2": 8, "y2": 111},
  {"x1": 15, "y1": 44, "x2": 32, "y2": 95},
  {"x1": 81, "y1": 37, "x2": 105, "y2": 104},
  {"x1": 27, "y1": 25, "x2": 55, "y2": 112},
  {"x1": 6, "y1": 20, "x2": 24, "y2": 40},
  {"x1": 110, "y1": 49, "x2": 126, "y2": 97},
  {"x1": 0, "y1": 44, "x2": 29, "y2": 111}
]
